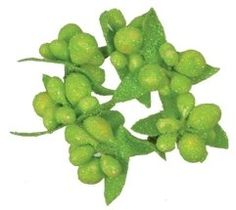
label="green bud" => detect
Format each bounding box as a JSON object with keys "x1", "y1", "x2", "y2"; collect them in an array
[
  {"x1": 114, "y1": 26, "x2": 143, "y2": 55},
  {"x1": 187, "y1": 104, "x2": 221, "y2": 130},
  {"x1": 107, "y1": 9, "x2": 126, "y2": 30},
  {"x1": 159, "y1": 42, "x2": 179, "y2": 66},
  {"x1": 176, "y1": 93, "x2": 195, "y2": 118},
  {"x1": 175, "y1": 50, "x2": 206, "y2": 77},
  {"x1": 33, "y1": 92, "x2": 54, "y2": 117},
  {"x1": 45, "y1": 76, "x2": 68, "y2": 105},
  {"x1": 156, "y1": 133, "x2": 177, "y2": 152},
  {"x1": 65, "y1": 73, "x2": 91, "y2": 105},
  {"x1": 138, "y1": 64, "x2": 168, "y2": 91},
  {"x1": 65, "y1": 124, "x2": 97, "y2": 146},
  {"x1": 76, "y1": 96, "x2": 99, "y2": 114},
  {"x1": 49, "y1": 39, "x2": 70, "y2": 61},
  {"x1": 78, "y1": 158, "x2": 104, "y2": 184},
  {"x1": 43, "y1": 107, "x2": 58, "y2": 131},
  {"x1": 159, "y1": 85, "x2": 171, "y2": 96},
  {"x1": 83, "y1": 116, "x2": 114, "y2": 143},
  {"x1": 69, "y1": 145, "x2": 95, "y2": 166},
  {"x1": 170, "y1": 74, "x2": 192, "y2": 94},
  {"x1": 39, "y1": 43, "x2": 56, "y2": 60},
  {"x1": 58, "y1": 23, "x2": 82, "y2": 42},
  {"x1": 128, "y1": 53, "x2": 144, "y2": 72},
  {"x1": 110, "y1": 51, "x2": 128, "y2": 70},
  {"x1": 55, "y1": 106, "x2": 76, "y2": 125},
  {"x1": 156, "y1": 118, "x2": 182, "y2": 134},
  {"x1": 81, "y1": 64, "x2": 105, "y2": 85},
  {"x1": 100, "y1": 155, "x2": 122, "y2": 178},
  {"x1": 69, "y1": 33, "x2": 98, "y2": 65},
  {"x1": 178, "y1": 133, "x2": 208, "y2": 163}
]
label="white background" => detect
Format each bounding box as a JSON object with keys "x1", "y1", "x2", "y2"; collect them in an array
[{"x1": 0, "y1": 0, "x2": 236, "y2": 209}]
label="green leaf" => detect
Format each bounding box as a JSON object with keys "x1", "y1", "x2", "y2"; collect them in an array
[
  {"x1": 100, "y1": 11, "x2": 116, "y2": 55},
  {"x1": 137, "y1": 92, "x2": 151, "y2": 108},
  {"x1": 191, "y1": 65, "x2": 219, "y2": 84},
  {"x1": 132, "y1": 112, "x2": 163, "y2": 136},
  {"x1": 142, "y1": 8, "x2": 166, "y2": 64},
  {"x1": 112, "y1": 72, "x2": 148, "y2": 103},
  {"x1": 115, "y1": 126, "x2": 155, "y2": 158},
  {"x1": 207, "y1": 124, "x2": 228, "y2": 149},
  {"x1": 101, "y1": 110, "x2": 125, "y2": 132},
  {"x1": 104, "y1": 158, "x2": 128, "y2": 205}
]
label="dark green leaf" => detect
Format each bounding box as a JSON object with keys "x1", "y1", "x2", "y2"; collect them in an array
[
  {"x1": 104, "y1": 158, "x2": 128, "y2": 205},
  {"x1": 142, "y1": 8, "x2": 166, "y2": 64},
  {"x1": 137, "y1": 92, "x2": 151, "y2": 108},
  {"x1": 112, "y1": 72, "x2": 148, "y2": 103},
  {"x1": 207, "y1": 124, "x2": 228, "y2": 149},
  {"x1": 100, "y1": 11, "x2": 116, "y2": 55},
  {"x1": 101, "y1": 110, "x2": 125, "y2": 132},
  {"x1": 191, "y1": 65, "x2": 219, "y2": 84},
  {"x1": 132, "y1": 112, "x2": 163, "y2": 136}
]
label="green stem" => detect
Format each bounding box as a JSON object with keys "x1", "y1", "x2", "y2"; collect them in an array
[{"x1": 159, "y1": 92, "x2": 180, "y2": 118}]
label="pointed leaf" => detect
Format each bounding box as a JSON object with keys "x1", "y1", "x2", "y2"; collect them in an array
[
  {"x1": 104, "y1": 158, "x2": 128, "y2": 205},
  {"x1": 142, "y1": 8, "x2": 166, "y2": 64},
  {"x1": 132, "y1": 112, "x2": 163, "y2": 136},
  {"x1": 112, "y1": 73, "x2": 148, "y2": 103},
  {"x1": 191, "y1": 65, "x2": 219, "y2": 84},
  {"x1": 207, "y1": 124, "x2": 228, "y2": 149},
  {"x1": 137, "y1": 92, "x2": 151, "y2": 108}
]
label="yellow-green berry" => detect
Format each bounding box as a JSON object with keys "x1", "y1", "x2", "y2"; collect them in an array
[
  {"x1": 69, "y1": 145, "x2": 95, "y2": 166},
  {"x1": 156, "y1": 133, "x2": 177, "y2": 152},
  {"x1": 78, "y1": 158, "x2": 104, "y2": 184},
  {"x1": 43, "y1": 107, "x2": 58, "y2": 131},
  {"x1": 100, "y1": 155, "x2": 122, "y2": 178},
  {"x1": 88, "y1": 50, "x2": 105, "y2": 66},
  {"x1": 33, "y1": 92, "x2": 54, "y2": 117},
  {"x1": 45, "y1": 76, "x2": 68, "y2": 105},
  {"x1": 107, "y1": 9, "x2": 126, "y2": 30},
  {"x1": 55, "y1": 106, "x2": 76, "y2": 125},
  {"x1": 65, "y1": 73, "x2": 91, "y2": 106},
  {"x1": 114, "y1": 26, "x2": 143, "y2": 54},
  {"x1": 65, "y1": 124, "x2": 97, "y2": 146},
  {"x1": 156, "y1": 118, "x2": 182, "y2": 134},
  {"x1": 175, "y1": 50, "x2": 206, "y2": 77},
  {"x1": 138, "y1": 64, "x2": 168, "y2": 91},
  {"x1": 49, "y1": 39, "x2": 70, "y2": 61},
  {"x1": 76, "y1": 96, "x2": 99, "y2": 114},
  {"x1": 81, "y1": 64, "x2": 105, "y2": 85},
  {"x1": 170, "y1": 74, "x2": 192, "y2": 94},
  {"x1": 110, "y1": 51, "x2": 128, "y2": 70},
  {"x1": 128, "y1": 53, "x2": 144, "y2": 72},
  {"x1": 58, "y1": 23, "x2": 82, "y2": 42},
  {"x1": 176, "y1": 93, "x2": 195, "y2": 118},
  {"x1": 159, "y1": 42, "x2": 179, "y2": 66},
  {"x1": 39, "y1": 43, "x2": 56, "y2": 60},
  {"x1": 178, "y1": 133, "x2": 208, "y2": 163},
  {"x1": 69, "y1": 33, "x2": 98, "y2": 65},
  {"x1": 187, "y1": 104, "x2": 221, "y2": 130},
  {"x1": 83, "y1": 116, "x2": 114, "y2": 143}
]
